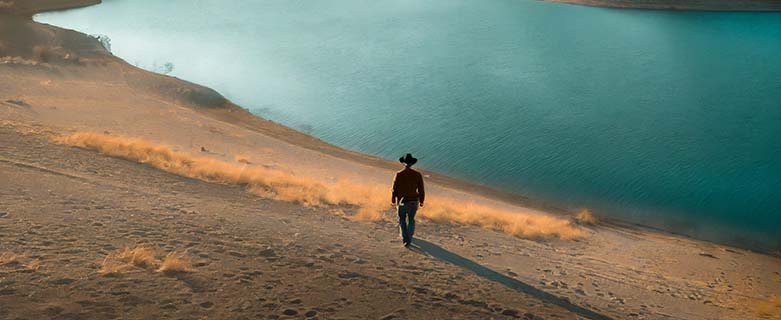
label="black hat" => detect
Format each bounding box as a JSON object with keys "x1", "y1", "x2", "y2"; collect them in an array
[{"x1": 399, "y1": 153, "x2": 418, "y2": 166}]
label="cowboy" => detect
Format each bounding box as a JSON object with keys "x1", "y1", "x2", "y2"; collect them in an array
[{"x1": 391, "y1": 153, "x2": 425, "y2": 247}]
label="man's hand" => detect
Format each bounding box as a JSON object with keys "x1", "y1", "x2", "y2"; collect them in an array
[{"x1": 419, "y1": 202, "x2": 424, "y2": 208}]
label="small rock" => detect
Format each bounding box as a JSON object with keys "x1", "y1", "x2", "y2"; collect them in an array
[
  {"x1": 228, "y1": 251, "x2": 246, "y2": 258},
  {"x1": 699, "y1": 252, "x2": 718, "y2": 259},
  {"x1": 51, "y1": 278, "x2": 75, "y2": 285},
  {"x1": 338, "y1": 272, "x2": 359, "y2": 279},
  {"x1": 501, "y1": 309, "x2": 519, "y2": 317},
  {"x1": 258, "y1": 249, "x2": 276, "y2": 257}
]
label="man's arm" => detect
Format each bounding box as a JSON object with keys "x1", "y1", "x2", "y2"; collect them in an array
[
  {"x1": 418, "y1": 172, "x2": 425, "y2": 206},
  {"x1": 391, "y1": 173, "x2": 399, "y2": 204}
]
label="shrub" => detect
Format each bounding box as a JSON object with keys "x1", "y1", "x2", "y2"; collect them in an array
[{"x1": 575, "y1": 209, "x2": 598, "y2": 225}]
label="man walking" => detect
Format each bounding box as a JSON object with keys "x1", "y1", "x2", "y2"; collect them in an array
[{"x1": 391, "y1": 153, "x2": 425, "y2": 247}]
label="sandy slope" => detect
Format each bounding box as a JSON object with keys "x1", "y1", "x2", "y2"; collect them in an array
[
  {"x1": 1, "y1": 127, "x2": 589, "y2": 319},
  {"x1": 1, "y1": 1, "x2": 780, "y2": 319}
]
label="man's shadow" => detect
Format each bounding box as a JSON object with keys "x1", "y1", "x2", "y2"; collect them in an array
[{"x1": 409, "y1": 239, "x2": 614, "y2": 320}]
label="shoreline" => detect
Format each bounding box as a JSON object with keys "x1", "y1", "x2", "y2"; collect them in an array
[
  {"x1": 18, "y1": 0, "x2": 780, "y2": 255},
  {"x1": 544, "y1": 0, "x2": 781, "y2": 11}
]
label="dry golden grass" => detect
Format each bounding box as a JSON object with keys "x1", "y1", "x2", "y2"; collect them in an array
[
  {"x1": 157, "y1": 252, "x2": 195, "y2": 275},
  {"x1": 99, "y1": 247, "x2": 194, "y2": 275},
  {"x1": 755, "y1": 295, "x2": 781, "y2": 319},
  {"x1": 575, "y1": 209, "x2": 598, "y2": 225},
  {"x1": 32, "y1": 45, "x2": 51, "y2": 63},
  {"x1": 99, "y1": 253, "x2": 129, "y2": 275},
  {"x1": 424, "y1": 200, "x2": 582, "y2": 239},
  {"x1": 0, "y1": 251, "x2": 20, "y2": 266},
  {"x1": 55, "y1": 132, "x2": 582, "y2": 240},
  {"x1": 235, "y1": 154, "x2": 252, "y2": 164},
  {"x1": 25, "y1": 259, "x2": 42, "y2": 271},
  {"x1": 0, "y1": 252, "x2": 42, "y2": 271},
  {"x1": 118, "y1": 246, "x2": 158, "y2": 269}
]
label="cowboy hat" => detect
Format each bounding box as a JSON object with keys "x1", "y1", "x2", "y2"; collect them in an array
[{"x1": 399, "y1": 153, "x2": 418, "y2": 165}]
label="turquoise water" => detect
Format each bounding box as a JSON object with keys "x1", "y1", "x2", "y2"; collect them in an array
[{"x1": 36, "y1": 0, "x2": 781, "y2": 250}]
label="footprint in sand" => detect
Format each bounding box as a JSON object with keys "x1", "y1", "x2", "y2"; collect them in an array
[
  {"x1": 282, "y1": 309, "x2": 298, "y2": 316},
  {"x1": 242, "y1": 270, "x2": 263, "y2": 279},
  {"x1": 338, "y1": 272, "x2": 360, "y2": 279},
  {"x1": 44, "y1": 306, "x2": 64, "y2": 316},
  {"x1": 228, "y1": 251, "x2": 246, "y2": 258},
  {"x1": 0, "y1": 289, "x2": 16, "y2": 296},
  {"x1": 50, "y1": 278, "x2": 75, "y2": 285},
  {"x1": 258, "y1": 249, "x2": 277, "y2": 258}
]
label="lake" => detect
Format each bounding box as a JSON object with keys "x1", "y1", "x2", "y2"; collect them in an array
[{"x1": 36, "y1": 0, "x2": 781, "y2": 250}]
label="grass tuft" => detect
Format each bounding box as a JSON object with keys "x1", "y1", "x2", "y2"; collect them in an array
[
  {"x1": 26, "y1": 259, "x2": 42, "y2": 271},
  {"x1": 118, "y1": 246, "x2": 158, "y2": 269},
  {"x1": 99, "y1": 247, "x2": 196, "y2": 275},
  {"x1": 157, "y1": 252, "x2": 195, "y2": 275},
  {"x1": 99, "y1": 253, "x2": 129, "y2": 275},
  {"x1": 0, "y1": 251, "x2": 20, "y2": 266},
  {"x1": 575, "y1": 209, "x2": 598, "y2": 225}
]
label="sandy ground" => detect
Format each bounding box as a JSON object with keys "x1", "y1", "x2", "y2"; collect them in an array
[
  {"x1": 1, "y1": 1, "x2": 780, "y2": 319},
  {"x1": 1, "y1": 127, "x2": 590, "y2": 319}
]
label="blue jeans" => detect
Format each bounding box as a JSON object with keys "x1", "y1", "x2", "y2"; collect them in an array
[{"x1": 398, "y1": 200, "x2": 418, "y2": 244}]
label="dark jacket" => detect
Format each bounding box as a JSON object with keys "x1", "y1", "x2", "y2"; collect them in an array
[{"x1": 392, "y1": 167, "x2": 425, "y2": 205}]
